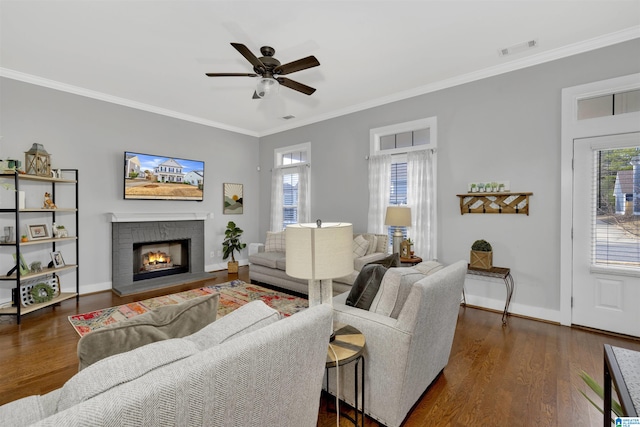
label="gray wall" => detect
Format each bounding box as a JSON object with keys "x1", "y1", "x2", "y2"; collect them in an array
[
  {"x1": 0, "y1": 79, "x2": 259, "y2": 299},
  {"x1": 258, "y1": 39, "x2": 640, "y2": 320}
]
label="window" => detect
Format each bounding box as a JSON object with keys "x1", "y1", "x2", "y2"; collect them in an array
[
  {"x1": 272, "y1": 143, "x2": 311, "y2": 231},
  {"x1": 592, "y1": 146, "x2": 640, "y2": 268},
  {"x1": 389, "y1": 161, "x2": 408, "y2": 242},
  {"x1": 282, "y1": 172, "x2": 299, "y2": 228},
  {"x1": 369, "y1": 117, "x2": 438, "y2": 258}
]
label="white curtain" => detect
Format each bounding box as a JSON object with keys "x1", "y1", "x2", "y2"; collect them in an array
[
  {"x1": 270, "y1": 168, "x2": 284, "y2": 231},
  {"x1": 407, "y1": 149, "x2": 437, "y2": 259},
  {"x1": 296, "y1": 164, "x2": 311, "y2": 223},
  {"x1": 367, "y1": 154, "x2": 392, "y2": 234}
]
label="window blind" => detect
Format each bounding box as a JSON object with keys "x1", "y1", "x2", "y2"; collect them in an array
[{"x1": 591, "y1": 147, "x2": 640, "y2": 268}]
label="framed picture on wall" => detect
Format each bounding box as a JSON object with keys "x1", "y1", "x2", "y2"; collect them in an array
[{"x1": 223, "y1": 183, "x2": 243, "y2": 214}]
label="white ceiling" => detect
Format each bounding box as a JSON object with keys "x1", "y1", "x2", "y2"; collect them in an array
[{"x1": 1, "y1": 1, "x2": 639, "y2": 137}]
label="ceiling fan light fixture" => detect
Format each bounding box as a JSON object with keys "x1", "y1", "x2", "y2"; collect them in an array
[{"x1": 256, "y1": 77, "x2": 279, "y2": 99}]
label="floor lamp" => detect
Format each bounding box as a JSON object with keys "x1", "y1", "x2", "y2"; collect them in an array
[
  {"x1": 385, "y1": 206, "x2": 412, "y2": 255},
  {"x1": 285, "y1": 221, "x2": 353, "y2": 307}
]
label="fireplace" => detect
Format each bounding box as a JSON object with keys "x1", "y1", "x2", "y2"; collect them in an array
[
  {"x1": 111, "y1": 213, "x2": 210, "y2": 295},
  {"x1": 133, "y1": 239, "x2": 190, "y2": 281}
]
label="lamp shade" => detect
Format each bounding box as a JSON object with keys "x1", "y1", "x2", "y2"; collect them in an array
[
  {"x1": 286, "y1": 222, "x2": 353, "y2": 280},
  {"x1": 385, "y1": 206, "x2": 412, "y2": 227}
]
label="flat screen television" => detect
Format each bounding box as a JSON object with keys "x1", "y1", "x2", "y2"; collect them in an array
[{"x1": 124, "y1": 151, "x2": 204, "y2": 201}]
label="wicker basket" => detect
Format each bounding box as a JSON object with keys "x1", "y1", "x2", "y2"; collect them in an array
[
  {"x1": 470, "y1": 250, "x2": 493, "y2": 270},
  {"x1": 227, "y1": 261, "x2": 239, "y2": 274}
]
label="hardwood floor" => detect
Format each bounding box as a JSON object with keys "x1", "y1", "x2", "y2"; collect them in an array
[{"x1": 1, "y1": 266, "x2": 638, "y2": 426}]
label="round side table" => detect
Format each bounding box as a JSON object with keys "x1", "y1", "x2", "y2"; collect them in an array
[
  {"x1": 326, "y1": 323, "x2": 366, "y2": 427},
  {"x1": 400, "y1": 255, "x2": 422, "y2": 266}
]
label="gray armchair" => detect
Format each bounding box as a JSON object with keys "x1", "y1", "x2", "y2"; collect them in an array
[{"x1": 328, "y1": 260, "x2": 467, "y2": 427}]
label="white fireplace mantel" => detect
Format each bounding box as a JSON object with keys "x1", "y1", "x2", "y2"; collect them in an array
[{"x1": 109, "y1": 212, "x2": 212, "y2": 223}]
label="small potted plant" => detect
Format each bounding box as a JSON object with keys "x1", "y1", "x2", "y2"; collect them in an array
[
  {"x1": 222, "y1": 221, "x2": 246, "y2": 273},
  {"x1": 470, "y1": 183, "x2": 477, "y2": 193},
  {"x1": 470, "y1": 239, "x2": 493, "y2": 270}
]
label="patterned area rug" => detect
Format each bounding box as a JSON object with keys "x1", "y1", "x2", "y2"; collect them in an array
[{"x1": 68, "y1": 280, "x2": 308, "y2": 337}]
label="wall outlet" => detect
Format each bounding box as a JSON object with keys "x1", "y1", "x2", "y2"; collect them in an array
[{"x1": 210, "y1": 251, "x2": 215, "y2": 259}]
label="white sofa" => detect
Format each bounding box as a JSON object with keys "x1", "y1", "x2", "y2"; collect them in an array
[
  {"x1": 0, "y1": 301, "x2": 333, "y2": 427},
  {"x1": 327, "y1": 260, "x2": 467, "y2": 427},
  {"x1": 249, "y1": 231, "x2": 390, "y2": 295}
]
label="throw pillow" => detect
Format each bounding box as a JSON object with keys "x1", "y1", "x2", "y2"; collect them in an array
[
  {"x1": 360, "y1": 234, "x2": 378, "y2": 256},
  {"x1": 414, "y1": 260, "x2": 444, "y2": 276},
  {"x1": 367, "y1": 252, "x2": 400, "y2": 268},
  {"x1": 265, "y1": 231, "x2": 286, "y2": 252},
  {"x1": 352, "y1": 235, "x2": 369, "y2": 258},
  {"x1": 77, "y1": 293, "x2": 219, "y2": 370},
  {"x1": 369, "y1": 268, "x2": 425, "y2": 318},
  {"x1": 345, "y1": 264, "x2": 387, "y2": 310}
]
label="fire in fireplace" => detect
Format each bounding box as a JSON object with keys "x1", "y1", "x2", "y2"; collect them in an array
[{"x1": 133, "y1": 239, "x2": 190, "y2": 281}]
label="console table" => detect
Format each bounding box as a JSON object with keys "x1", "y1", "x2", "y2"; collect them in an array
[
  {"x1": 326, "y1": 324, "x2": 366, "y2": 427},
  {"x1": 604, "y1": 344, "x2": 640, "y2": 425},
  {"x1": 464, "y1": 265, "x2": 514, "y2": 324}
]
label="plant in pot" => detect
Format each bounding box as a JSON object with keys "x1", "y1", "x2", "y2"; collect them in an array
[
  {"x1": 470, "y1": 239, "x2": 493, "y2": 270},
  {"x1": 222, "y1": 221, "x2": 246, "y2": 274}
]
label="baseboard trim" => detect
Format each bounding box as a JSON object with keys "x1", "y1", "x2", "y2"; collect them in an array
[{"x1": 463, "y1": 294, "x2": 561, "y2": 324}]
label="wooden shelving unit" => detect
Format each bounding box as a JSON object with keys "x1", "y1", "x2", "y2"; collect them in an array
[
  {"x1": 0, "y1": 170, "x2": 79, "y2": 323},
  {"x1": 456, "y1": 192, "x2": 533, "y2": 215}
]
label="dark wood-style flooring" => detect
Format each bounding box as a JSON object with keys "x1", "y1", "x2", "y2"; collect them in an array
[{"x1": 0, "y1": 267, "x2": 638, "y2": 426}]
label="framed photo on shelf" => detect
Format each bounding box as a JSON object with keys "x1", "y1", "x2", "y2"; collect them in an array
[
  {"x1": 27, "y1": 224, "x2": 50, "y2": 240},
  {"x1": 12, "y1": 253, "x2": 29, "y2": 275},
  {"x1": 51, "y1": 251, "x2": 65, "y2": 268}
]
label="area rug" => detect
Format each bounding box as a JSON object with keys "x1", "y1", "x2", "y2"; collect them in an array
[{"x1": 68, "y1": 280, "x2": 308, "y2": 337}]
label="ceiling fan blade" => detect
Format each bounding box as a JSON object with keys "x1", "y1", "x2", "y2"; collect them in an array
[
  {"x1": 231, "y1": 42, "x2": 266, "y2": 72},
  {"x1": 205, "y1": 72, "x2": 258, "y2": 77},
  {"x1": 277, "y1": 77, "x2": 316, "y2": 95},
  {"x1": 274, "y1": 56, "x2": 320, "y2": 75}
]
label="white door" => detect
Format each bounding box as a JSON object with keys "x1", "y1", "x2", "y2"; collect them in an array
[{"x1": 572, "y1": 132, "x2": 640, "y2": 337}]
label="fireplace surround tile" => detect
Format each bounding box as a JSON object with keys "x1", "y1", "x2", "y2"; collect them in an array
[{"x1": 112, "y1": 220, "x2": 207, "y2": 296}]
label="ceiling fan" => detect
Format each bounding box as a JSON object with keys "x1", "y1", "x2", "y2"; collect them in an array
[{"x1": 206, "y1": 43, "x2": 320, "y2": 99}]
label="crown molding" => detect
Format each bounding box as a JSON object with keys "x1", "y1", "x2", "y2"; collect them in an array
[
  {"x1": 258, "y1": 26, "x2": 640, "y2": 137},
  {"x1": 1, "y1": 26, "x2": 638, "y2": 139},
  {"x1": 0, "y1": 68, "x2": 259, "y2": 138}
]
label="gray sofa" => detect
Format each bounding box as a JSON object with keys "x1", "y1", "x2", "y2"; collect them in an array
[
  {"x1": 327, "y1": 260, "x2": 467, "y2": 427},
  {"x1": 0, "y1": 301, "x2": 333, "y2": 427},
  {"x1": 249, "y1": 231, "x2": 389, "y2": 295}
]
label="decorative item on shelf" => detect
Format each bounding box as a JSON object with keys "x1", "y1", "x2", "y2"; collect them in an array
[
  {"x1": 27, "y1": 223, "x2": 50, "y2": 240},
  {"x1": 222, "y1": 221, "x2": 246, "y2": 273},
  {"x1": 29, "y1": 261, "x2": 42, "y2": 273},
  {"x1": 43, "y1": 192, "x2": 57, "y2": 209},
  {"x1": 12, "y1": 253, "x2": 29, "y2": 276},
  {"x1": 51, "y1": 251, "x2": 65, "y2": 268},
  {"x1": 3, "y1": 159, "x2": 22, "y2": 172},
  {"x1": 24, "y1": 143, "x2": 51, "y2": 177},
  {"x1": 400, "y1": 238, "x2": 413, "y2": 258},
  {"x1": 3, "y1": 226, "x2": 14, "y2": 243},
  {"x1": 52, "y1": 223, "x2": 68, "y2": 238},
  {"x1": 385, "y1": 206, "x2": 412, "y2": 255},
  {"x1": 20, "y1": 274, "x2": 59, "y2": 306},
  {"x1": 30, "y1": 283, "x2": 54, "y2": 304},
  {"x1": 20, "y1": 234, "x2": 28, "y2": 243},
  {"x1": 470, "y1": 239, "x2": 493, "y2": 270}
]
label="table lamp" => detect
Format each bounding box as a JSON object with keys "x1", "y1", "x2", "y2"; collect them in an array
[
  {"x1": 286, "y1": 221, "x2": 353, "y2": 307},
  {"x1": 385, "y1": 206, "x2": 411, "y2": 255}
]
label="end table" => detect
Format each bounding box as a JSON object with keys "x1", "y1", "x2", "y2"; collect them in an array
[
  {"x1": 465, "y1": 264, "x2": 514, "y2": 325},
  {"x1": 400, "y1": 256, "x2": 422, "y2": 266},
  {"x1": 326, "y1": 323, "x2": 366, "y2": 427}
]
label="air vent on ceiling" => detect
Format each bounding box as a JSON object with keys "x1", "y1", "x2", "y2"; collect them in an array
[
  {"x1": 498, "y1": 39, "x2": 538, "y2": 57},
  {"x1": 282, "y1": 115, "x2": 296, "y2": 120}
]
